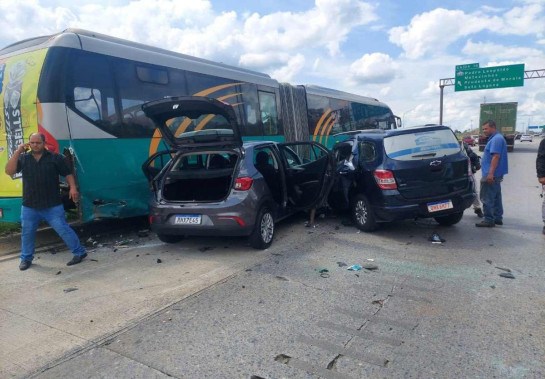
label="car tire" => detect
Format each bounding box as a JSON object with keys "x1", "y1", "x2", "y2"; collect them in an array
[
  {"x1": 352, "y1": 193, "x2": 377, "y2": 232},
  {"x1": 157, "y1": 233, "x2": 184, "y2": 243},
  {"x1": 249, "y1": 207, "x2": 274, "y2": 249},
  {"x1": 434, "y1": 211, "x2": 464, "y2": 226}
]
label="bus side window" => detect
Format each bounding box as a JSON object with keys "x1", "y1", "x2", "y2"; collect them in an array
[
  {"x1": 68, "y1": 51, "x2": 119, "y2": 135},
  {"x1": 258, "y1": 91, "x2": 279, "y2": 136}
]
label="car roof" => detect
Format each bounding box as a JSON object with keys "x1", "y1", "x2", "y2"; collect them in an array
[{"x1": 347, "y1": 124, "x2": 451, "y2": 142}]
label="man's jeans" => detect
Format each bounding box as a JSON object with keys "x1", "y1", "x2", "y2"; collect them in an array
[
  {"x1": 480, "y1": 177, "x2": 503, "y2": 224},
  {"x1": 21, "y1": 204, "x2": 86, "y2": 262}
]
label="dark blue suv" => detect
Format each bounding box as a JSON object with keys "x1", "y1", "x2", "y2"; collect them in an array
[{"x1": 329, "y1": 125, "x2": 476, "y2": 231}]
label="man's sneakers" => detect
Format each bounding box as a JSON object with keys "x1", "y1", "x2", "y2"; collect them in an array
[
  {"x1": 474, "y1": 208, "x2": 484, "y2": 218},
  {"x1": 19, "y1": 260, "x2": 32, "y2": 271},
  {"x1": 475, "y1": 221, "x2": 495, "y2": 227},
  {"x1": 494, "y1": 220, "x2": 503, "y2": 225},
  {"x1": 67, "y1": 253, "x2": 87, "y2": 266}
]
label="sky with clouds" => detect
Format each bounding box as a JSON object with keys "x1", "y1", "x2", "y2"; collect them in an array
[{"x1": 1, "y1": 0, "x2": 544, "y2": 131}]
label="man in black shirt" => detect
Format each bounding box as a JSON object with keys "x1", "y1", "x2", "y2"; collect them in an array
[{"x1": 5, "y1": 133, "x2": 87, "y2": 270}]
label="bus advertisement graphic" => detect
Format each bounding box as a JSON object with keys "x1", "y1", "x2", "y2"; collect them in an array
[{"x1": 0, "y1": 49, "x2": 47, "y2": 197}]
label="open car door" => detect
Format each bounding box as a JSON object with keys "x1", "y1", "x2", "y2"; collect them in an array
[
  {"x1": 278, "y1": 142, "x2": 335, "y2": 210},
  {"x1": 141, "y1": 150, "x2": 175, "y2": 191}
]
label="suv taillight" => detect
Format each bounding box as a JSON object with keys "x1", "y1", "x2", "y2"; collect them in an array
[
  {"x1": 234, "y1": 177, "x2": 253, "y2": 191},
  {"x1": 374, "y1": 169, "x2": 397, "y2": 190},
  {"x1": 467, "y1": 157, "x2": 473, "y2": 176}
]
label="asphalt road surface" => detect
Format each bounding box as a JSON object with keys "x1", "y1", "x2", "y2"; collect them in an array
[{"x1": 1, "y1": 139, "x2": 544, "y2": 379}]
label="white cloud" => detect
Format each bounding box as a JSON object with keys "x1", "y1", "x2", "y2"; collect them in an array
[
  {"x1": 388, "y1": 4, "x2": 545, "y2": 59},
  {"x1": 388, "y1": 8, "x2": 493, "y2": 59},
  {"x1": 462, "y1": 40, "x2": 544, "y2": 61},
  {"x1": 349, "y1": 53, "x2": 398, "y2": 84}
]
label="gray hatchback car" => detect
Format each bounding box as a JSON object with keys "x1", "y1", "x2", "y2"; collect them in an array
[{"x1": 142, "y1": 96, "x2": 334, "y2": 249}]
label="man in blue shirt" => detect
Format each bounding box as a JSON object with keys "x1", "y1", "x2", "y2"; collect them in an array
[{"x1": 476, "y1": 120, "x2": 508, "y2": 227}]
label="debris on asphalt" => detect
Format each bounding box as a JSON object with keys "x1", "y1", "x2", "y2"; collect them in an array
[
  {"x1": 63, "y1": 287, "x2": 78, "y2": 293},
  {"x1": 157, "y1": 258, "x2": 162, "y2": 263},
  {"x1": 495, "y1": 266, "x2": 511, "y2": 272},
  {"x1": 499, "y1": 272, "x2": 515, "y2": 279},
  {"x1": 362, "y1": 263, "x2": 379, "y2": 271},
  {"x1": 317, "y1": 268, "x2": 330, "y2": 278},
  {"x1": 114, "y1": 239, "x2": 132, "y2": 248},
  {"x1": 55, "y1": 271, "x2": 61, "y2": 275},
  {"x1": 199, "y1": 246, "x2": 214, "y2": 252},
  {"x1": 428, "y1": 232, "x2": 445, "y2": 244},
  {"x1": 347, "y1": 264, "x2": 362, "y2": 271},
  {"x1": 137, "y1": 229, "x2": 150, "y2": 238},
  {"x1": 337, "y1": 261, "x2": 347, "y2": 267},
  {"x1": 90, "y1": 259, "x2": 98, "y2": 262},
  {"x1": 490, "y1": 285, "x2": 496, "y2": 289},
  {"x1": 486, "y1": 259, "x2": 493, "y2": 264},
  {"x1": 304, "y1": 221, "x2": 317, "y2": 228},
  {"x1": 372, "y1": 299, "x2": 385, "y2": 306},
  {"x1": 275, "y1": 276, "x2": 289, "y2": 281}
]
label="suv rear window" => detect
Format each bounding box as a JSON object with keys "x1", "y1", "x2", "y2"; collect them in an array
[{"x1": 384, "y1": 129, "x2": 460, "y2": 161}]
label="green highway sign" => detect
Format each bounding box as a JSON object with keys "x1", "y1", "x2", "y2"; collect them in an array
[
  {"x1": 455, "y1": 63, "x2": 479, "y2": 71},
  {"x1": 455, "y1": 63, "x2": 525, "y2": 92}
]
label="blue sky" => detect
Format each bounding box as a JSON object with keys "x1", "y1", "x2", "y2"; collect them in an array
[{"x1": 1, "y1": 0, "x2": 544, "y2": 131}]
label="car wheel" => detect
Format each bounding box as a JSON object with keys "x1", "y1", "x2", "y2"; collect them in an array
[
  {"x1": 157, "y1": 233, "x2": 184, "y2": 243},
  {"x1": 249, "y1": 207, "x2": 274, "y2": 249},
  {"x1": 434, "y1": 211, "x2": 464, "y2": 226},
  {"x1": 352, "y1": 193, "x2": 377, "y2": 232}
]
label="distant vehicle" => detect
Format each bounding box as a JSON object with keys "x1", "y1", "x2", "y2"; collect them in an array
[
  {"x1": 520, "y1": 134, "x2": 533, "y2": 142},
  {"x1": 515, "y1": 134, "x2": 522, "y2": 140},
  {"x1": 141, "y1": 96, "x2": 335, "y2": 249},
  {"x1": 462, "y1": 136, "x2": 475, "y2": 146},
  {"x1": 478, "y1": 102, "x2": 517, "y2": 152},
  {"x1": 328, "y1": 125, "x2": 475, "y2": 231}
]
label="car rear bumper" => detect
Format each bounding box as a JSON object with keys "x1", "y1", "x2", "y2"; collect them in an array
[
  {"x1": 148, "y1": 194, "x2": 257, "y2": 237},
  {"x1": 372, "y1": 191, "x2": 475, "y2": 222}
]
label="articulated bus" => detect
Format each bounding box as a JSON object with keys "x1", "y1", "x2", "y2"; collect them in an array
[{"x1": 0, "y1": 29, "x2": 397, "y2": 224}]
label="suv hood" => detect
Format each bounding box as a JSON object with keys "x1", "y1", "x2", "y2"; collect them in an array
[{"x1": 142, "y1": 96, "x2": 242, "y2": 149}]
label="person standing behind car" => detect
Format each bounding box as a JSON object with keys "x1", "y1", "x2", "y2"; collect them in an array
[
  {"x1": 536, "y1": 137, "x2": 545, "y2": 235},
  {"x1": 4, "y1": 133, "x2": 87, "y2": 271},
  {"x1": 476, "y1": 120, "x2": 508, "y2": 228},
  {"x1": 463, "y1": 141, "x2": 483, "y2": 218}
]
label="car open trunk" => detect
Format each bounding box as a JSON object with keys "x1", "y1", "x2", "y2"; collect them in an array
[{"x1": 161, "y1": 152, "x2": 238, "y2": 202}]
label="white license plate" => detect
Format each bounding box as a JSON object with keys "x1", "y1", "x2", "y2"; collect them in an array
[
  {"x1": 174, "y1": 215, "x2": 201, "y2": 225},
  {"x1": 427, "y1": 200, "x2": 453, "y2": 213}
]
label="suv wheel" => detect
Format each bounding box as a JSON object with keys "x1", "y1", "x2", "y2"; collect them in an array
[
  {"x1": 434, "y1": 211, "x2": 464, "y2": 226},
  {"x1": 249, "y1": 207, "x2": 274, "y2": 249},
  {"x1": 352, "y1": 194, "x2": 377, "y2": 232},
  {"x1": 157, "y1": 233, "x2": 184, "y2": 243}
]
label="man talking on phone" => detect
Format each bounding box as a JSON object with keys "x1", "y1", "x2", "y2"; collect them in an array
[{"x1": 4, "y1": 132, "x2": 87, "y2": 270}]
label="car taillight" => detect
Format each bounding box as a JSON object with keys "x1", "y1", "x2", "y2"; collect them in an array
[
  {"x1": 234, "y1": 177, "x2": 253, "y2": 191},
  {"x1": 374, "y1": 169, "x2": 397, "y2": 190},
  {"x1": 467, "y1": 157, "x2": 473, "y2": 176}
]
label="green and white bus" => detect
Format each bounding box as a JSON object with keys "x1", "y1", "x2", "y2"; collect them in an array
[{"x1": 0, "y1": 29, "x2": 397, "y2": 224}]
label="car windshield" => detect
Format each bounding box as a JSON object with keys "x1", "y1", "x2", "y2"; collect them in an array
[{"x1": 384, "y1": 129, "x2": 461, "y2": 161}]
